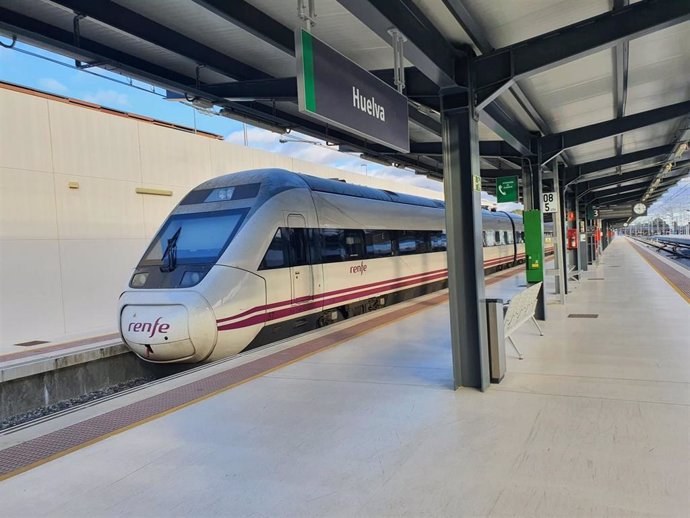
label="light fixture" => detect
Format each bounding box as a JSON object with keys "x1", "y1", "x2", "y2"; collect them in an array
[
  {"x1": 219, "y1": 109, "x2": 287, "y2": 135},
  {"x1": 360, "y1": 153, "x2": 392, "y2": 167}
]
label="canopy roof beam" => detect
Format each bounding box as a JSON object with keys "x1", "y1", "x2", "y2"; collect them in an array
[
  {"x1": 565, "y1": 144, "x2": 674, "y2": 182},
  {"x1": 474, "y1": 0, "x2": 690, "y2": 108}
]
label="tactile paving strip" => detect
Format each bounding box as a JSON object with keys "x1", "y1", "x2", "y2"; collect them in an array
[
  {"x1": 0, "y1": 292, "x2": 449, "y2": 480},
  {"x1": 630, "y1": 241, "x2": 690, "y2": 302}
]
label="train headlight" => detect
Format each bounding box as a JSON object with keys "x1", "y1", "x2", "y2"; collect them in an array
[
  {"x1": 179, "y1": 271, "x2": 202, "y2": 287},
  {"x1": 131, "y1": 272, "x2": 148, "y2": 288},
  {"x1": 204, "y1": 187, "x2": 235, "y2": 202}
]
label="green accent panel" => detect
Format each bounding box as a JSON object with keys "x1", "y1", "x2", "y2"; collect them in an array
[
  {"x1": 523, "y1": 210, "x2": 544, "y2": 283},
  {"x1": 301, "y1": 31, "x2": 316, "y2": 112}
]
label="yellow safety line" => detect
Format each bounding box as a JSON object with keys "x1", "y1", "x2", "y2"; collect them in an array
[
  {"x1": 0, "y1": 293, "x2": 448, "y2": 482},
  {"x1": 629, "y1": 241, "x2": 690, "y2": 304}
]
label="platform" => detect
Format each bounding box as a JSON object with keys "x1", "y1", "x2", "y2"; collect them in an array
[{"x1": 0, "y1": 237, "x2": 688, "y2": 517}]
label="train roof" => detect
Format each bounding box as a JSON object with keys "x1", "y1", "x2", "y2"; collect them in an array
[
  {"x1": 196, "y1": 169, "x2": 445, "y2": 210},
  {"x1": 195, "y1": 169, "x2": 530, "y2": 222}
]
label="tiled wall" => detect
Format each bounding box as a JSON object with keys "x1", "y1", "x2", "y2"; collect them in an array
[{"x1": 0, "y1": 88, "x2": 442, "y2": 345}]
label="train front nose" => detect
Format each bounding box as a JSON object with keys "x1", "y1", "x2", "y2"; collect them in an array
[{"x1": 119, "y1": 293, "x2": 217, "y2": 363}]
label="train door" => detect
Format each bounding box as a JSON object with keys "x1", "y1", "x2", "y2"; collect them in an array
[{"x1": 286, "y1": 214, "x2": 314, "y2": 306}]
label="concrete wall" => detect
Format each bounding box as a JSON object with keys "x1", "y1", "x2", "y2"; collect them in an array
[{"x1": 0, "y1": 86, "x2": 442, "y2": 346}]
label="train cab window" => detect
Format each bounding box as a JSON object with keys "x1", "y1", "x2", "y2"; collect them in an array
[
  {"x1": 504, "y1": 231, "x2": 513, "y2": 244},
  {"x1": 429, "y1": 231, "x2": 447, "y2": 252},
  {"x1": 484, "y1": 231, "x2": 495, "y2": 247},
  {"x1": 344, "y1": 229, "x2": 365, "y2": 260},
  {"x1": 320, "y1": 229, "x2": 346, "y2": 263},
  {"x1": 259, "y1": 228, "x2": 289, "y2": 270},
  {"x1": 397, "y1": 230, "x2": 418, "y2": 255},
  {"x1": 365, "y1": 230, "x2": 393, "y2": 257},
  {"x1": 494, "y1": 230, "x2": 502, "y2": 246},
  {"x1": 287, "y1": 228, "x2": 310, "y2": 267}
]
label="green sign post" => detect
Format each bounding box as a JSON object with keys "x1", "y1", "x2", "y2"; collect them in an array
[
  {"x1": 523, "y1": 210, "x2": 544, "y2": 284},
  {"x1": 496, "y1": 176, "x2": 518, "y2": 203}
]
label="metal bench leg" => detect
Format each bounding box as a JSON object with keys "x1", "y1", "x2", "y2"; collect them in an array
[
  {"x1": 507, "y1": 336, "x2": 523, "y2": 360},
  {"x1": 531, "y1": 316, "x2": 544, "y2": 336}
]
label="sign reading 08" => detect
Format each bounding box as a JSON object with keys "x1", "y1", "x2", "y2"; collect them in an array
[
  {"x1": 295, "y1": 29, "x2": 410, "y2": 153},
  {"x1": 541, "y1": 192, "x2": 558, "y2": 213}
]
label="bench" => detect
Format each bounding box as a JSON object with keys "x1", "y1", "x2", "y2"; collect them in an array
[{"x1": 502, "y1": 281, "x2": 544, "y2": 360}]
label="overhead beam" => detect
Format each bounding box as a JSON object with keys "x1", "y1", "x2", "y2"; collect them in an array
[
  {"x1": 204, "y1": 68, "x2": 441, "y2": 104},
  {"x1": 540, "y1": 100, "x2": 690, "y2": 156},
  {"x1": 565, "y1": 144, "x2": 674, "y2": 182},
  {"x1": 336, "y1": 0, "x2": 458, "y2": 87},
  {"x1": 480, "y1": 102, "x2": 533, "y2": 156},
  {"x1": 0, "y1": 7, "x2": 444, "y2": 176},
  {"x1": 442, "y1": 0, "x2": 551, "y2": 149},
  {"x1": 339, "y1": 141, "x2": 522, "y2": 158},
  {"x1": 474, "y1": 0, "x2": 690, "y2": 107},
  {"x1": 590, "y1": 188, "x2": 649, "y2": 205},
  {"x1": 581, "y1": 160, "x2": 690, "y2": 192},
  {"x1": 613, "y1": 0, "x2": 630, "y2": 160},
  {"x1": 49, "y1": 0, "x2": 270, "y2": 81},
  {"x1": 479, "y1": 168, "x2": 522, "y2": 179},
  {"x1": 191, "y1": 0, "x2": 295, "y2": 56},
  {"x1": 408, "y1": 108, "x2": 441, "y2": 136}
]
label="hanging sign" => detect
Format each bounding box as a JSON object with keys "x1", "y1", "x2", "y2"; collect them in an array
[
  {"x1": 541, "y1": 192, "x2": 558, "y2": 213},
  {"x1": 296, "y1": 29, "x2": 409, "y2": 152},
  {"x1": 496, "y1": 176, "x2": 518, "y2": 203}
]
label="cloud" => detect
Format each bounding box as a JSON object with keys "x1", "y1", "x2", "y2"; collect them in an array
[
  {"x1": 37, "y1": 77, "x2": 68, "y2": 93},
  {"x1": 225, "y1": 127, "x2": 444, "y2": 193},
  {"x1": 83, "y1": 89, "x2": 129, "y2": 108}
]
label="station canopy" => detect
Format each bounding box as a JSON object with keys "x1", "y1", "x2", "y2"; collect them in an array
[{"x1": 2, "y1": 0, "x2": 689, "y2": 223}]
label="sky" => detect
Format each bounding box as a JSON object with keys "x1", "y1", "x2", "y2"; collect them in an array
[
  {"x1": 2, "y1": 38, "x2": 687, "y2": 219},
  {"x1": 0, "y1": 39, "x2": 445, "y2": 195}
]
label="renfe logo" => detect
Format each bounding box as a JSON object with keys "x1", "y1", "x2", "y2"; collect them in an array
[
  {"x1": 352, "y1": 87, "x2": 385, "y2": 122},
  {"x1": 128, "y1": 317, "x2": 170, "y2": 338},
  {"x1": 349, "y1": 261, "x2": 368, "y2": 275}
]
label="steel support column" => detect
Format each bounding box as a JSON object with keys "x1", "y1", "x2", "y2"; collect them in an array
[{"x1": 441, "y1": 89, "x2": 490, "y2": 391}]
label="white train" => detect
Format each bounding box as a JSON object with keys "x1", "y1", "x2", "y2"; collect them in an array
[{"x1": 119, "y1": 169, "x2": 550, "y2": 363}]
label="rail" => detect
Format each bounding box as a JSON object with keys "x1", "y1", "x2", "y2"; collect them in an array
[{"x1": 631, "y1": 236, "x2": 690, "y2": 258}]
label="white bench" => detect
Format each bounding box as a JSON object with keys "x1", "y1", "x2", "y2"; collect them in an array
[{"x1": 503, "y1": 282, "x2": 544, "y2": 359}]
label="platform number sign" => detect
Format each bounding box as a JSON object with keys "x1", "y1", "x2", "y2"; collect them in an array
[{"x1": 541, "y1": 192, "x2": 558, "y2": 213}]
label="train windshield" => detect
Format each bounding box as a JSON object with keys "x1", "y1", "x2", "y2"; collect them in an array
[{"x1": 141, "y1": 209, "x2": 247, "y2": 266}]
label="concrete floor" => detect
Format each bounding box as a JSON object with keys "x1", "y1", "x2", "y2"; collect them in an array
[{"x1": 0, "y1": 237, "x2": 688, "y2": 517}]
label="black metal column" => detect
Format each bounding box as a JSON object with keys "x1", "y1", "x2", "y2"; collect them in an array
[
  {"x1": 441, "y1": 88, "x2": 490, "y2": 391},
  {"x1": 558, "y1": 164, "x2": 569, "y2": 294}
]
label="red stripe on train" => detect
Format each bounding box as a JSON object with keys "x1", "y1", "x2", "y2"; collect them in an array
[{"x1": 217, "y1": 270, "x2": 449, "y2": 331}]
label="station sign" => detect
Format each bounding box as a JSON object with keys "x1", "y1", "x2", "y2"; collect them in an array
[
  {"x1": 541, "y1": 192, "x2": 558, "y2": 213},
  {"x1": 496, "y1": 176, "x2": 518, "y2": 203},
  {"x1": 296, "y1": 29, "x2": 409, "y2": 153}
]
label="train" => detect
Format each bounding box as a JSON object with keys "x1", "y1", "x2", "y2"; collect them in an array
[{"x1": 118, "y1": 169, "x2": 551, "y2": 363}]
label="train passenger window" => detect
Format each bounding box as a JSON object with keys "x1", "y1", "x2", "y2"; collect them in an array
[
  {"x1": 259, "y1": 228, "x2": 288, "y2": 270},
  {"x1": 494, "y1": 230, "x2": 502, "y2": 245},
  {"x1": 429, "y1": 231, "x2": 447, "y2": 252},
  {"x1": 320, "y1": 229, "x2": 346, "y2": 263},
  {"x1": 288, "y1": 228, "x2": 310, "y2": 267},
  {"x1": 397, "y1": 230, "x2": 418, "y2": 255},
  {"x1": 365, "y1": 230, "x2": 393, "y2": 257},
  {"x1": 504, "y1": 231, "x2": 513, "y2": 244},
  {"x1": 344, "y1": 229, "x2": 365, "y2": 259},
  {"x1": 484, "y1": 231, "x2": 495, "y2": 247}
]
